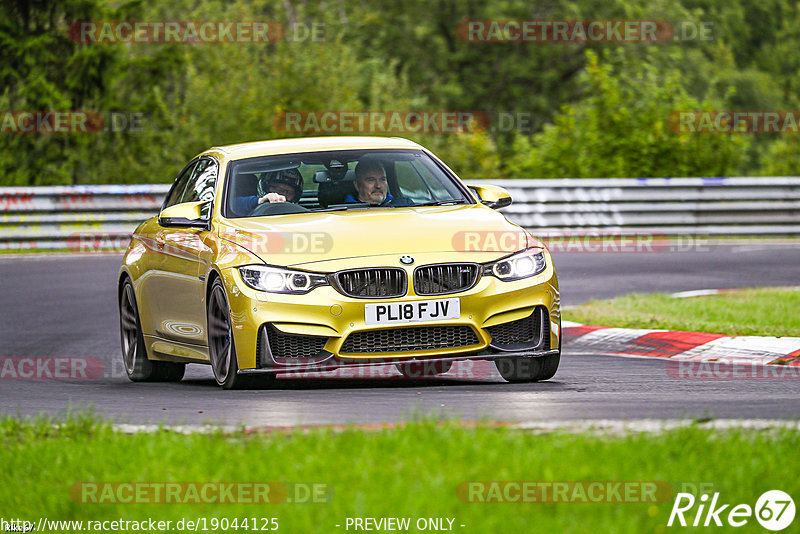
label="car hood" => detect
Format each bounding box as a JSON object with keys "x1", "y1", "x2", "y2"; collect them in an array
[{"x1": 217, "y1": 205, "x2": 534, "y2": 271}]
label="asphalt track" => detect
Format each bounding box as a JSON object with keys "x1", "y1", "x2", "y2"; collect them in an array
[{"x1": 1, "y1": 241, "x2": 799, "y2": 425}]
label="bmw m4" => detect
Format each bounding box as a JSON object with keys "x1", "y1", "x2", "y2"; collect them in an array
[{"x1": 118, "y1": 136, "x2": 561, "y2": 389}]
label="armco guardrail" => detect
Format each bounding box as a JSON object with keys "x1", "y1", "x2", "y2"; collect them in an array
[
  {"x1": 490, "y1": 177, "x2": 800, "y2": 235},
  {"x1": 1, "y1": 177, "x2": 799, "y2": 251},
  {"x1": 0, "y1": 184, "x2": 169, "y2": 251}
]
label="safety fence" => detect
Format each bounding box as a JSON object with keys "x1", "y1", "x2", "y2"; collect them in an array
[
  {"x1": 1, "y1": 177, "x2": 798, "y2": 251},
  {"x1": 0, "y1": 184, "x2": 168, "y2": 251}
]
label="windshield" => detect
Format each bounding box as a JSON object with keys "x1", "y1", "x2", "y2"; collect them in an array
[{"x1": 223, "y1": 149, "x2": 472, "y2": 218}]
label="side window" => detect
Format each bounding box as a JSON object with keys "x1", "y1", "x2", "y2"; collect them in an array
[
  {"x1": 395, "y1": 161, "x2": 433, "y2": 202},
  {"x1": 297, "y1": 163, "x2": 320, "y2": 192},
  {"x1": 395, "y1": 160, "x2": 454, "y2": 202},
  {"x1": 164, "y1": 161, "x2": 197, "y2": 208},
  {"x1": 415, "y1": 160, "x2": 452, "y2": 197},
  {"x1": 179, "y1": 158, "x2": 218, "y2": 218}
]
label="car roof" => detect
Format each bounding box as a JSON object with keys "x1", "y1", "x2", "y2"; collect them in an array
[{"x1": 200, "y1": 136, "x2": 424, "y2": 161}]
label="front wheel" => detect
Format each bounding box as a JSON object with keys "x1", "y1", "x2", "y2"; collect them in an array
[
  {"x1": 119, "y1": 279, "x2": 185, "y2": 382},
  {"x1": 207, "y1": 278, "x2": 272, "y2": 390},
  {"x1": 494, "y1": 352, "x2": 560, "y2": 383}
]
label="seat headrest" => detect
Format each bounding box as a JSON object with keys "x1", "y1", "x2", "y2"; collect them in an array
[
  {"x1": 233, "y1": 174, "x2": 258, "y2": 198},
  {"x1": 317, "y1": 179, "x2": 357, "y2": 208}
]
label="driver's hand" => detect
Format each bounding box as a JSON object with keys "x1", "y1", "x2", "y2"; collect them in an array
[{"x1": 258, "y1": 192, "x2": 287, "y2": 204}]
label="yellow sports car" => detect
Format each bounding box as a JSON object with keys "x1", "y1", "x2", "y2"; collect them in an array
[{"x1": 118, "y1": 137, "x2": 561, "y2": 389}]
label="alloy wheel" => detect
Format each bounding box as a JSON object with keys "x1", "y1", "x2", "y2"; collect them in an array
[
  {"x1": 120, "y1": 283, "x2": 140, "y2": 375},
  {"x1": 208, "y1": 284, "x2": 233, "y2": 385}
]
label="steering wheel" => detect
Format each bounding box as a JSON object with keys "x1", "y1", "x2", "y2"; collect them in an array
[{"x1": 248, "y1": 202, "x2": 310, "y2": 217}]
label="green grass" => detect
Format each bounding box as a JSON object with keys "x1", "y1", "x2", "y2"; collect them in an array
[
  {"x1": 1, "y1": 415, "x2": 798, "y2": 533},
  {"x1": 564, "y1": 287, "x2": 800, "y2": 337}
]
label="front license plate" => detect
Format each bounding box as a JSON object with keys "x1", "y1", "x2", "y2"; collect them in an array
[{"x1": 365, "y1": 298, "x2": 461, "y2": 325}]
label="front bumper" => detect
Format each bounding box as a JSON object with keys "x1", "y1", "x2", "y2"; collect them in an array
[
  {"x1": 220, "y1": 263, "x2": 561, "y2": 372},
  {"x1": 239, "y1": 349, "x2": 561, "y2": 375}
]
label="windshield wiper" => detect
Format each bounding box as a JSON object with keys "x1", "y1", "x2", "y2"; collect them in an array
[
  {"x1": 316, "y1": 200, "x2": 465, "y2": 211},
  {"x1": 315, "y1": 203, "x2": 373, "y2": 212},
  {"x1": 413, "y1": 200, "x2": 467, "y2": 207},
  {"x1": 314, "y1": 206, "x2": 353, "y2": 212}
]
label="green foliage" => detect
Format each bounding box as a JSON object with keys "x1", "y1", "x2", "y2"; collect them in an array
[
  {"x1": 1, "y1": 0, "x2": 799, "y2": 184},
  {"x1": 757, "y1": 136, "x2": 800, "y2": 176},
  {"x1": 508, "y1": 49, "x2": 750, "y2": 178},
  {"x1": 422, "y1": 131, "x2": 502, "y2": 181}
]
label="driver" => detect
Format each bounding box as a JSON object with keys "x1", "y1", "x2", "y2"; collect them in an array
[
  {"x1": 345, "y1": 159, "x2": 412, "y2": 206},
  {"x1": 232, "y1": 168, "x2": 303, "y2": 214}
]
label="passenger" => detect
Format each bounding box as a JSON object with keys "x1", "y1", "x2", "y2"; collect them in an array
[{"x1": 232, "y1": 168, "x2": 303, "y2": 214}]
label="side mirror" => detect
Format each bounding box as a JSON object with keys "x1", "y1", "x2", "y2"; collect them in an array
[
  {"x1": 468, "y1": 185, "x2": 512, "y2": 209},
  {"x1": 159, "y1": 201, "x2": 210, "y2": 228}
]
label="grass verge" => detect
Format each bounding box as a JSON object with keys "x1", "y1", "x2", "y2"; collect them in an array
[
  {"x1": 564, "y1": 287, "x2": 800, "y2": 337},
  {"x1": 1, "y1": 414, "x2": 798, "y2": 533}
]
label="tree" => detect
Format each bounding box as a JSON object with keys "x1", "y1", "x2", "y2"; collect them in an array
[{"x1": 506, "y1": 50, "x2": 750, "y2": 178}]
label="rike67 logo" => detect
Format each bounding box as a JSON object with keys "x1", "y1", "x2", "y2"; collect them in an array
[{"x1": 668, "y1": 490, "x2": 795, "y2": 531}]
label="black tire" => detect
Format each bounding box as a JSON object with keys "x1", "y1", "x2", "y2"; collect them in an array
[
  {"x1": 396, "y1": 360, "x2": 453, "y2": 378},
  {"x1": 152, "y1": 361, "x2": 186, "y2": 381},
  {"x1": 494, "y1": 352, "x2": 560, "y2": 383},
  {"x1": 119, "y1": 279, "x2": 185, "y2": 382},
  {"x1": 207, "y1": 278, "x2": 272, "y2": 390}
]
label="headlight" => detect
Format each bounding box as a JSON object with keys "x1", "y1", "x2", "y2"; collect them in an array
[
  {"x1": 484, "y1": 247, "x2": 546, "y2": 281},
  {"x1": 238, "y1": 265, "x2": 328, "y2": 294}
]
